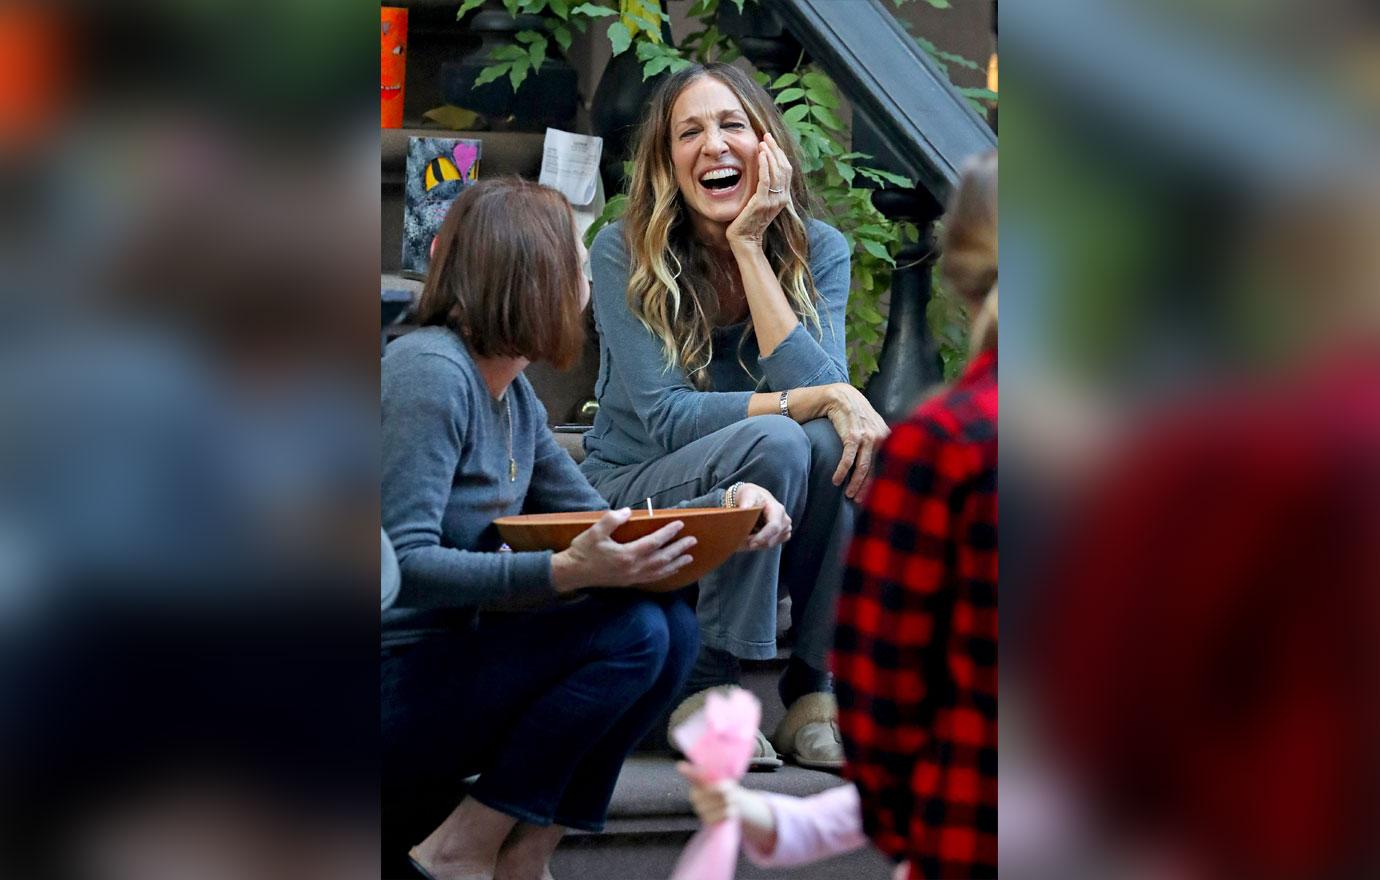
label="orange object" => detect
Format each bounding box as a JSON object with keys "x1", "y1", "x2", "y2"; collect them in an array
[
  {"x1": 494, "y1": 506, "x2": 763, "y2": 592},
  {"x1": 0, "y1": 3, "x2": 72, "y2": 148},
  {"x1": 381, "y1": 7, "x2": 407, "y2": 128}
]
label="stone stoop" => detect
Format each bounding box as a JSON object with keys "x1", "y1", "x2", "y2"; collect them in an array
[
  {"x1": 553, "y1": 755, "x2": 895, "y2": 880},
  {"x1": 552, "y1": 647, "x2": 894, "y2": 879}
]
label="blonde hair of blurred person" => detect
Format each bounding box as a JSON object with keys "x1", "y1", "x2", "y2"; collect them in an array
[{"x1": 939, "y1": 150, "x2": 998, "y2": 354}]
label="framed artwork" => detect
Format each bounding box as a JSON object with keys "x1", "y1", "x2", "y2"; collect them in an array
[{"x1": 402, "y1": 137, "x2": 481, "y2": 276}]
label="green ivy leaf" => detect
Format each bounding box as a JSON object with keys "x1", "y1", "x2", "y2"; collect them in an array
[
  {"x1": 801, "y1": 70, "x2": 833, "y2": 93},
  {"x1": 923, "y1": 0, "x2": 950, "y2": 7},
  {"x1": 571, "y1": 2, "x2": 618, "y2": 15},
  {"x1": 516, "y1": 31, "x2": 546, "y2": 69},
  {"x1": 782, "y1": 104, "x2": 809, "y2": 123},
  {"x1": 771, "y1": 72, "x2": 799, "y2": 89},
  {"x1": 585, "y1": 193, "x2": 629, "y2": 246},
  {"x1": 805, "y1": 87, "x2": 838, "y2": 109},
  {"x1": 509, "y1": 58, "x2": 531, "y2": 90},
  {"x1": 457, "y1": 0, "x2": 487, "y2": 20},
  {"x1": 810, "y1": 104, "x2": 844, "y2": 131},
  {"x1": 669, "y1": 56, "x2": 694, "y2": 73},
  {"x1": 861, "y1": 239, "x2": 895, "y2": 264},
  {"x1": 474, "y1": 63, "x2": 508, "y2": 87},
  {"x1": 774, "y1": 87, "x2": 805, "y2": 104},
  {"x1": 730, "y1": 0, "x2": 745, "y2": 11},
  {"x1": 608, "y1": 21, "x2": 632, "y2": 55},
  {"x1": 687, "y1": 0, "x2": 717, "y2": 16},
  {"x1": 552, "y1": 24, "x2": 573, "y2": 52},
  {"x1": 527, "y1": 34, "x2": 548, "y2": 69},
  {"x1": 642, "y1": 55, "x2": 671, "y2": 79},
  {"x1": 503, "y1": 0, "x2": 522, "y2": 15},
  {"x1": 915, "y1": 35, "x2": 980, "y2": 72},
  {"x1": 868, "y1": 167, "x2": 913, "y2": 188}
]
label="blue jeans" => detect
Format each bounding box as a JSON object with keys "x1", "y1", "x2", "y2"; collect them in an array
[{"x1": 381, "y1": 594, "x2": 695, "y2": 869}]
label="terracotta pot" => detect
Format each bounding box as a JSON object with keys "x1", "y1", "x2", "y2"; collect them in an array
[{"x1": 494, "y1": 506, "x2": 762, "y2": 592}]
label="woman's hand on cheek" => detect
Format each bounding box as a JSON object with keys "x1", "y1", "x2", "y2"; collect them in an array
[{"x1": 726, "y1": 132, "x2": 792, "y2": 248}]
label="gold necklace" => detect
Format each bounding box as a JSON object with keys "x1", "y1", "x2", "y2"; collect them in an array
[{"x1": 504, "y1": 394, "x2": 516, "y2": 482}]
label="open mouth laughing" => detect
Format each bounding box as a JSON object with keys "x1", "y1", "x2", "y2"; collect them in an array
[{"x1": 698, "y1": 165, "x2": 743, "y2": 197}]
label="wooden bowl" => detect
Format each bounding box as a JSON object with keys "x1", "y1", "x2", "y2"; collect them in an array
[{"x1": 494, "y1": 506, "x2": 763, "y2": 592}]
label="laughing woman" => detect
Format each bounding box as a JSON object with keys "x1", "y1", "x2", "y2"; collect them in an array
[
  {"x1": 582, "y1": 64, "x2": 889, "y2": 770},
  {"x1": 382, "y1": 178, "x2": 788, "y2": 880}
]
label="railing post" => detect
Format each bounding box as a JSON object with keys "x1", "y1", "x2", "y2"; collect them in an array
[
  {"x1": 441, "y1": 7, "x2": 579, "y2": 131},
  {"x1": 864, "y1": 188, "x2": 945, "y2": 423},
  {"x1": 716, "y1": 4, "x2": 802, "y2": 79}
]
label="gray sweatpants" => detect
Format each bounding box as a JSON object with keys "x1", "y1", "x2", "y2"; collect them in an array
[{"x1": 584, "y1": 415, "x2": 854, "y2": 670}]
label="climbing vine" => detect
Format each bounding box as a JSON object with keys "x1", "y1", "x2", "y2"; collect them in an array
[{"x1": 460, "y1": 0, "x2": 990, "y2": 383}]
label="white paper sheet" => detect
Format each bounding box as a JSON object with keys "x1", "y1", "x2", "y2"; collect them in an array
[{"x1": 539, "y1": 127, "x2": 604, "y2": 207}]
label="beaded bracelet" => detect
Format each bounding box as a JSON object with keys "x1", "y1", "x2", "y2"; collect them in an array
[{"x1": 723, "y1": 481, "x2": 745, "y2": 509}]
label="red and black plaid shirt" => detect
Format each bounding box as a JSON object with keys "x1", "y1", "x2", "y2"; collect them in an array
[{"x1": 834, "y1": 349, "x2": 998, "y2": 880}]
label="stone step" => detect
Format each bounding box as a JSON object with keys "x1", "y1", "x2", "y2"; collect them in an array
[
  {"x1": 553, "y1": 754, "x2": 895, "y2": 880},
  {"x1": 552, "y1": 829, "x2": 895, "y2": 880},
  {"x1": 632, "y1": 645, "x2": 793, "y2": 756}
]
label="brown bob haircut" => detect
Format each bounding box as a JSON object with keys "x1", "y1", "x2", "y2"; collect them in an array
[{"x1": 415, "y1": 177, "x2": 586, "y2": 368}]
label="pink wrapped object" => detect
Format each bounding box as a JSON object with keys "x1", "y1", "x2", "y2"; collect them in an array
[{"x1": 668, "y1": 688, "x2": 761, "y2": 880}]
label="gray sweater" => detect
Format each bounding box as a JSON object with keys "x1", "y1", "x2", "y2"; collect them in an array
[
  {"x1": 581, "y1": 219, "x2": 852, "y2": 474},
  {"x1": 381, "y1": 327, "x2": 719, "y2": 644}
]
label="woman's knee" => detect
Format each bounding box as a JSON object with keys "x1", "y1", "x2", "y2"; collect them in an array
[
  {"x1": 801, "y1": 417, "x2": 844, "y2": 473},
  {"x1": 593, "y1": 599, "x2": 672, "y2": 685},
  {"x1": 661, "y1": 599, "x2": 699, "y2": 676},
  {"x1": 737, "y1": 415, "x2": 810, "y2": 479}
]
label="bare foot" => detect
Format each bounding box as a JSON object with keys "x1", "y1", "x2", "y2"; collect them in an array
[
  {"x1": 410, "y1": 798, "x2": 516, "y2": 880},
  {"x1": 493, "y1": 823, "x2": 564, "y2": 880}
]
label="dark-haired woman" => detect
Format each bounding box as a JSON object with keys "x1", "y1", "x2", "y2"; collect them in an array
[{"x1": 382, "y1": 178, "x2": 790, "y2": 880}]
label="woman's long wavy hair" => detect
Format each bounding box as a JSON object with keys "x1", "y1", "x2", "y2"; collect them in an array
[{"x1": 623, "y1": 64, "x2": 822, "y2": 389}]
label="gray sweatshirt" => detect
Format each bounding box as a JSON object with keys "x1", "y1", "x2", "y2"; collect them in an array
[
  {"x1": 381, "y1": 327, "x2": 719, "y2": 644},
  {"x1": 580, "y1": 219, "x2": 852, "y2": 474}
]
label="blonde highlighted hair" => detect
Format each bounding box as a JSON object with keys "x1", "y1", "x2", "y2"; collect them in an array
[
  {"x1": 623, "y1": 64, "x2": 822, "y2": 388},
  {"x1": 939, "y1": 150, "x2": 998, "y2": 354}
]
